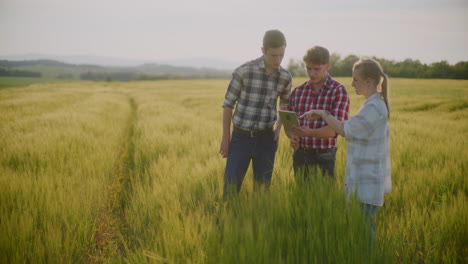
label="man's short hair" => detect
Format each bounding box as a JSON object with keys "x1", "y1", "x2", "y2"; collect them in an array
[
  {"x1": 263, "y1": 30, "x2": 286, "y2": 51},
  {"x1": 303, "y1": 46, "x2": 330, "y2": 64}
]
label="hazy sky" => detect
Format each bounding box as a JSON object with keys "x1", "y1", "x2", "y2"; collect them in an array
[{"x1": 1, "y1": 0, "x2": 467, "y2": 66}]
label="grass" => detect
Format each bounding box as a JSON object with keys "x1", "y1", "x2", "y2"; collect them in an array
[
  {"x1": 0, "y1": 76, "x2": 66, "y2": 88},
  {"x1": 0, "y1": 78, "x2": 466, "y2": 263},
  {"x1": 0, "y1": 82, "x2": 132, "y2": 262}
]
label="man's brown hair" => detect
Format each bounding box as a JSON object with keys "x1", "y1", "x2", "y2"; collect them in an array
[
  {"x1": 303, "y1": 46, "x2": 330, "y2": 64},
  {"x1": 263, "y1": 30, "x2": 287, "y2": 51}
]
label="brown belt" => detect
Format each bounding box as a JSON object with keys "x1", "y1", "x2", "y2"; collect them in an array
[{"x1": 233, "y1": 126, "x2": 273, "y2": 137}]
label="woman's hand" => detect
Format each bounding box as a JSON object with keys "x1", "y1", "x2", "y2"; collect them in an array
[{"x1": 300, "y1": 110, "x2": 326, "y2": 121}]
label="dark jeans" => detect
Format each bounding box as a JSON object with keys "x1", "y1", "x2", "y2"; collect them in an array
[
  {"x1": 223, "y1": 130, "x2": 276, "y2": 198},
  {"x1": 293, "y1": 147, "x2": 336, "y2": 179},
  {"x1": 361, "y1": 203, "x2": 378, "y2": 237}
]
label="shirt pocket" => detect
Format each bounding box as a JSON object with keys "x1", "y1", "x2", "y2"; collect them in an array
[{"x1": 266, "y1": 89, "x2": 279, "y2": 109}]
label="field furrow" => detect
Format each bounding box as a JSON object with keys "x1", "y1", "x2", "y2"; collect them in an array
[{"x1": 87, "y1": 96, "x2": 138, "y2": 262}]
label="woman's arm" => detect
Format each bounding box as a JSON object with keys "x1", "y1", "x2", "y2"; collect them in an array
[{"x1": 300, "y1": 110, "x2": 345, "y2": 137}]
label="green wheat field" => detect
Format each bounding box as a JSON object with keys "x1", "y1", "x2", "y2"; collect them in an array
[{"x1": 0, "y1": 77, "x2": 467, "y2": 263}]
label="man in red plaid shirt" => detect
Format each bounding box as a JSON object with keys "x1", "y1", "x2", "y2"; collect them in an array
[{"x1": 288, "y1": 46, "x2": 350, "y2": 178}]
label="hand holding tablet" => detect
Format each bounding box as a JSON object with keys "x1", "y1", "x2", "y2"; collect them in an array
[{"x1": 279, "y1": 110, "x2": 299, "y2": 133}]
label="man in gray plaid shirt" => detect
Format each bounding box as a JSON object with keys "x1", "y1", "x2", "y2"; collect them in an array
[{"x1": 220, "y1": 29, "x2": 292, "y2": 198}]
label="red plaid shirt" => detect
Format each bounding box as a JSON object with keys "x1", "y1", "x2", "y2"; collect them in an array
[{"x1": 288, "y1": 74, "x2": 350, "y2": 149}]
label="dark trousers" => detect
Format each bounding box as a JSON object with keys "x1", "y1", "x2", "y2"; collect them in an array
[
  {"x1": 293, "y1": 147, "x2": 336, "y2": 179},
  {"x1": 223, "y1": 130, "x2": 276, "y2": 198},
  {"x1": 361, "y1": 203, "x2": 378, "y2": 237}
]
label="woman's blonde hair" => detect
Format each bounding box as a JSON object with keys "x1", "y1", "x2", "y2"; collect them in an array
[{"x1": 353, "y1": 58, "x2": 390, "y2": 118}]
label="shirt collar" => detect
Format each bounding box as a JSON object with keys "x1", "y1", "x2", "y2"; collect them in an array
[
  {"x1": 367, "y1": 92, "x2": 381, "y2": 101},
  {"x1": 322, "y1": 74, "x2": 333, "y2": 89},
  {"x1": 306, "y1": 74, "x2": 332, "y2": 90},
  {"x1": 259, "y1": 56, "x2": 280, "y2": 73}
]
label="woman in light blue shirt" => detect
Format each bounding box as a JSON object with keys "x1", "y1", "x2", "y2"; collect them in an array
[{"x1": 301, "y1": 58, "x2": 392, "y2": 236}]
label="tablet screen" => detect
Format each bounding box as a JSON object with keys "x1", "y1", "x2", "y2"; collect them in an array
[{"x1": 279, "y1": 110, "x2": 299, "y2": 133}]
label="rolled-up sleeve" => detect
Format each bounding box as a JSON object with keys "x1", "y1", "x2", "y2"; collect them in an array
[
  {"x1": 222, "y1": 70, "x2": 243, "y2": 108},
  {"x1": 344, "y1": 104, "x2": 386, "y2": 141},
  {"x1": 279, "y1": 80, "x2": 292, "y2": 108}
]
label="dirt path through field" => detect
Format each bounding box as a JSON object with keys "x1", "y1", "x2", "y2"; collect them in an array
[{"x1": 87, "y1": 96, "x2": 137, "y2": 263}]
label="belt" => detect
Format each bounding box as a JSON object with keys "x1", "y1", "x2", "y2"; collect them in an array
[
  {"x1": 233, "y1": 126, "x2": 273, "y2": 137},
  {"x1": 299, "y1": 147, "x2": 334, "y2": 154}
]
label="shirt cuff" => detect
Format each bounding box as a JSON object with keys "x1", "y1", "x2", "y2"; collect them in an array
[
  {"x1": 222, "y1": 100, "x2": 235, "y2": 108},
  {"x1": 343, "y1": 120, "x2": 352, "y2": 140},
  {"x1": 279, "y1": 99, "x2": 289, "y2": 108}
]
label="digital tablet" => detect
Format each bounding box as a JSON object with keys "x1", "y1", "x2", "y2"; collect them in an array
[{"x1": 279, "y1": 110, "x2": 299, "y2": 133}]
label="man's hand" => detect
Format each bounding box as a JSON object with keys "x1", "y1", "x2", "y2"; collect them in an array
[
  {"x1": 219, "y1": 134, "x2": 230, "y2": 158},
  {"x1": 274, "y1": 127, "x2": 281, "y2": 151},
  {"x1": 290, "y1": 136, "x2": 300, "y2": 150},
  {"x1": 290, "y1": 125, "x2": 313, "y2": 137},
  {"x1": 220, "y1": 107, "x2": 233, "y2": 158}
]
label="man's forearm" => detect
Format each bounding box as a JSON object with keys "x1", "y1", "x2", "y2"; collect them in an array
[
  {"x1": 222, "y1": 107, "x2": 233, "y2": 136},
  {"x1": 308, "y1": 126, "x2": 338, "y2": 138}
]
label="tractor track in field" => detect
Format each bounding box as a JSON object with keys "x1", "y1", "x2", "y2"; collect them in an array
[{"x1": 86, "y1": 96, "x2": 137, "y2": 263}]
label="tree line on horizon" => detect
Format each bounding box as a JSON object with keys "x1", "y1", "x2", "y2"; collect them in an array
[
  {"x1": 1, "y1": 56, "x2": 467, "y2": 80},
  {"x1": 0, "y1": 68, "x2": 42, "y2": 78},
  {"x1": 287, "y1": 54, "x2": 468, "y2": 80}
]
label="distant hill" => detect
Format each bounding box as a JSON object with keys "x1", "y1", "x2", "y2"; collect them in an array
[
  {"x1": 0, "y1": 54, "x2": 240, "y2": 70},
  {"x1": 0, "y1": 59, "x2": 231, "y2": 81},
  {"x1": 0, "y1": 54, "x2": 147, "y2": 67}
]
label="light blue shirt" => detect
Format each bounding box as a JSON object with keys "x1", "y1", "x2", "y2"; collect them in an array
[{"x1": 343, "y1": 92, "x2": 392, "y2": 206}]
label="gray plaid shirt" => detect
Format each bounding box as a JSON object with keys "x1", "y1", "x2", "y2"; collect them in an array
[{"x1": 222, "y1": 56, "x2": 292, "y2": 130}]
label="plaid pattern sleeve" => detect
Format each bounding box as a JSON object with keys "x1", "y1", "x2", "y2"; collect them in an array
[
  {"x1": 222, "y1": 71, "x2": 243, "y2": 109},
  {"x1": 344, "y1": 104, "x2": 385, "y2": 140},
  {"x1": 331, "y1": 84, "x2": 350, "y2": 122},
  {"x1": 288, "y1": 75, "x2": 350, "y2": 149},
  {"x1": 279, "y1": 81, "x2": 292, "y2": 108}
]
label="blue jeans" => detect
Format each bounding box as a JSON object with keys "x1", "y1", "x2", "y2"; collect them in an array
[
  {"x1": 361, "y1": 203, "x2": 378, "y2": 237},
  {"x1": 223, "y1": 130, "x2": 276, "y2": 198},
  {"x1": 292, "y1": 148, "x2": 336, "y2": 179}
]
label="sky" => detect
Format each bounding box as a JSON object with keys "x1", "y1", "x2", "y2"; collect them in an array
[{"x1": 1, "y1": 0, "x2": 467, "y2": 68}]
